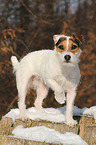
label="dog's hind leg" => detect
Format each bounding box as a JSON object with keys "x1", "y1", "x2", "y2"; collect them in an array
[
  {"x1": 17, "y1": 76, "x2": 28, "y2": 120},
  {"x1": 18, "y1": 88, "x2": 27, "y2": 120},
  {"x1": 34, "y1": 80, "x2": 48, "y2": 112}
]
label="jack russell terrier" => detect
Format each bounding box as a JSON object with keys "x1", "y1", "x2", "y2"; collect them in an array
[{"x1": 11, "y1": 34, "x2": 83, "y2": 126}]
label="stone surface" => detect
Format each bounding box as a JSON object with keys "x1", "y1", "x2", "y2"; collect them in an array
[
  {"x1": 0, "y1": 135, "x2": 58, "y2": 145},
  {"x1": 0, "y1": 116, "x2": 96, "y2": 145},
  {"x1": 79, "y1": 116, "x2": 96, "y2": 145}
]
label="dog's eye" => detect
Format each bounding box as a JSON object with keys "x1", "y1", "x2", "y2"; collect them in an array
[
  {"x1": 58, "y1": 45, "x2": 64, "y2": 50},
  {"x1": 71, "y1": 45, "x2": 77, "y2": 50}
]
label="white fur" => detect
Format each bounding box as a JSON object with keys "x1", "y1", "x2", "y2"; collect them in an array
[{"x1": 11, "y1": 34, "x2": 81, "y2": 126}]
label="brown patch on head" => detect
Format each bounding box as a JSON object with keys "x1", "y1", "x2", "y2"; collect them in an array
[
  {"x1": 56, "y1": 37, "x2": 67, "y2": 53},
  {"x1": 68, "y1": 37, "x2": 80, "y2": 54},
  {"x1": 56, "y1": 36, "x2": 80, "y2": 54}
]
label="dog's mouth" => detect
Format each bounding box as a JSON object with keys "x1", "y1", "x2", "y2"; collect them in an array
[
  {"x1": 65, "y1": 60, "x2": 70, "y2": 63},
  {"x1": 64, "y1": 60, "x2": 71, "y2": 64},
  {"x1": 63, "y1": 60, "x2": 75, "y2": 66}
]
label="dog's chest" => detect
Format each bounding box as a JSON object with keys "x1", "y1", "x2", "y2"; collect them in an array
[{"x1": 62, "y1": 66, "x2": 80, "y2": 89}]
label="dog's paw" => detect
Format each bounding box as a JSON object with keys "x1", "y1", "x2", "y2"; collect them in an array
[
  {"x1": 36, "y1": 107, "x2": 46, "y2": 113},
  {"x1": 66, "y1": 119, "x2": 78, "y2": 127},
  {"x1": 19, "y1": 113, "x2": 27, "y2": 121},
  {"x1": 55, "y1": 92, "x2": 66, "y2": 104}
]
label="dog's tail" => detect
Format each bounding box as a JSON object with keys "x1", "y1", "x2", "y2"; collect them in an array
[{"x1": 11, "y1": 56, "x2": 19, "y2": 72}]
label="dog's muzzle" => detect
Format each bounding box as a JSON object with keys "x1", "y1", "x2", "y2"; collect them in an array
[{"x1": 64, "y1": 55, "x2": 71, "y2": 63}]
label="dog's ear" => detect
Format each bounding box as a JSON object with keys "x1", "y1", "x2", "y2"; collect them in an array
[
  {"x1": 73, "y1": 34, "x2": 83, "y2": 46},
  {"x1": 53, "y1": 34, "x2": 66, "y2": 44},
  {"x1": 53, "y1": 35, "x2": 61, "y2": 44}
]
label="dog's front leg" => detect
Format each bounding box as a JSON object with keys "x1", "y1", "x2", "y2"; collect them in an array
[
  {"x1": 47, "y1": 79, "x2": 65, "y2": 104},
  {"x1": 47, "y1": 79, "x2": 63, "y2": 94},
  {"x1": 54, "y1": 92, "x2": 66, "y2": 104},
  {"x1": 66, "y1": 90, "x2": 77, "y2": 126}
]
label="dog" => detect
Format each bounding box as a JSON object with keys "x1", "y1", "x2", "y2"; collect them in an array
[{"x1": 11, "y1": 34, "x2": 82, "y2": 126}]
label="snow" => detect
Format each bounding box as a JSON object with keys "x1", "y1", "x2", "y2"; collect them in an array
[
  {"x1": 5, "y1": 105, "x2": 96, "y2": 123},
  {"x1": 5, "y1": 105, "x2": 96, "y2": 145},
  {"x1": 12, "y1": 125, "x2": 88, "y2": 145},
  {"x1": 83, "y1": 106, "x2": 96, "y2": 123}
]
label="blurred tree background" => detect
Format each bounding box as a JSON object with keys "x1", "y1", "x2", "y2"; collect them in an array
[{"x1": 0, "y1": 0, "x2": 96, "y2": 116}]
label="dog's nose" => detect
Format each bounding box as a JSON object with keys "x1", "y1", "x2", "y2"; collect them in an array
[{"x1": 64, "y1": 55, "x2": 71, "y2": 62}]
